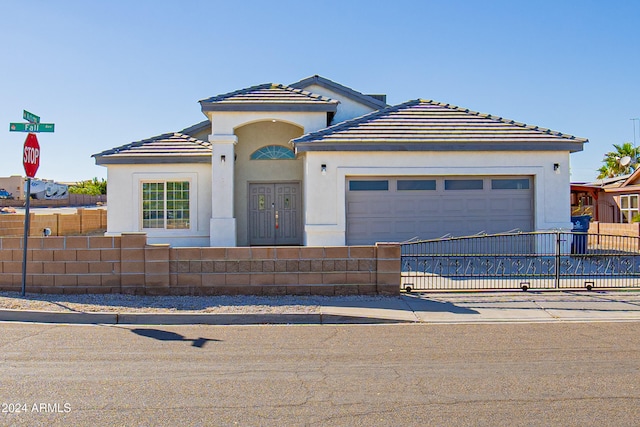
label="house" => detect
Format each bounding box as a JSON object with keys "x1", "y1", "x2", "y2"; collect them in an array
[
  {"x1": 93, "y1": 75, "x2": 587, "y2": 247},
  {"x1": 571, "y1": 171, "x2": 640, "y2": 223},
  {"x1": 0, "y1": 176, "x2": 25, "y2": 201}
]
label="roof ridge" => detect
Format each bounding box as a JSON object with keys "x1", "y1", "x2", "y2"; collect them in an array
[{"x1": 198, "y1": 83, "x2": 273, "y2": 103}]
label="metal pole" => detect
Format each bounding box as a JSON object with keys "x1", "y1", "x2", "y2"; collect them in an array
[
  {"x1": 555, "y1": 232, "x2": 561, "y2": 289},
  {"x1": 631, "y1": 118, "x2": 639, "y2": 164},
  {"x1": 21, "y1": 177, "x2": 31, "y2": 297}
]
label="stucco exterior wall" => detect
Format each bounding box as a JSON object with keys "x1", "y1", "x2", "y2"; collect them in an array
[
  {"x1": 207, "y1": 111, "x2": 328, "y2": 135},
  {"x1": 105, "y1": 163, "x2": 212, "y2": 246},
  {"x1": 233, "y1": 121, "x2": 304, "y2": 246},
  {"x1": 302, "y1": 150, "x2": 572, "y2": 246},
  {"x1": 302, "y1": 84, "x2": 378, "y2": 124}
]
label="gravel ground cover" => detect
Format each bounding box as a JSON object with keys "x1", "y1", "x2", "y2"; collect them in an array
[{"x1": 0, "y1": 292, "x2": 395, "y2": 314}]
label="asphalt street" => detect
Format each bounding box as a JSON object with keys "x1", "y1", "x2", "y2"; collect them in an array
[{"x1": 1, "y1": 322, "x2": 639, "y2": 426}]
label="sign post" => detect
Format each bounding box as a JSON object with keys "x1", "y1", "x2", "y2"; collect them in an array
[{"x1": 10, "y1": 111, "x2": 53, "y2": 296}]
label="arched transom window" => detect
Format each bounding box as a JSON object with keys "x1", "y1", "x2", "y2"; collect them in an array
[{"x1": 250, "y1": 145, "x2": 295, "y2": 160}]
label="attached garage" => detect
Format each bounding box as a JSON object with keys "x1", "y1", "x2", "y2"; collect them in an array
[
  {"x1": 295, "y1": 98, "x2": 584, "y2": 247},
  {"x1": 346, "y1": 176, "x2": 533, "y2": 244}
]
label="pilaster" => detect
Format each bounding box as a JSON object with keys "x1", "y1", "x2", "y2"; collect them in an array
[{"x1": 209, "y1": 133, "x2": 238, "y2": 246}]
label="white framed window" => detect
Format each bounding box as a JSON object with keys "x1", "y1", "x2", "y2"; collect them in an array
[
  {"x1": 620, "y1": 194, "x2": 639, "y2": 223},
  {"x1": 141, "y1": 180, "x2": 190, "y2": 229}
]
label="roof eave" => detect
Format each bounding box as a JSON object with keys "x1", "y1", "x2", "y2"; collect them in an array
[
  {"x1": 94, "y1": 155, "x2": 212, "y2": 166},
  {"x1": 294, "y1": 141, "x2": 585, "y2": 153},
  {"x1": 200, "y1": 102, "x2": 338, "y2": 113}
]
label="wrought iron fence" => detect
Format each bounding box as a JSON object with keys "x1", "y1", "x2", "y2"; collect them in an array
[{"x1": 401, "y1": 231, "x2": 640, "y2": 292}]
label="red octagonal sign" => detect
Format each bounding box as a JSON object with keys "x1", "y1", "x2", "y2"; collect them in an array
[{"x1": 23, "y1": 133, "x2": 40, "y2": 178}]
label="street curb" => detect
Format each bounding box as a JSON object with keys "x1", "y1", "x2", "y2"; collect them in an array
[
  {"x1": 117, "y1": 313, "x2": 322, "y2": 325},
  {"x1": 0, "y1": 309, "x2": 406, "y2": 325},
  {"x1": 0, "y1": 309, "x2": 118, "y2": 324}
]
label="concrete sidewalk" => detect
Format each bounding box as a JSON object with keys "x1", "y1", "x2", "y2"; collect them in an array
[{"x1": 1, "y1": 291, "x2": 640, "y2": 325}]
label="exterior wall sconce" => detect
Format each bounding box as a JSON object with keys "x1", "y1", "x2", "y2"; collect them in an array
[
  {"x1": 221, "y1": 155, "x2": 226, "y2": 163},
  {"x1": 321, "y1": 164, "x2": 327, "y2": 175},
  {"x1": 553, "y1": 163, "x2": 560, "y2": 174}
]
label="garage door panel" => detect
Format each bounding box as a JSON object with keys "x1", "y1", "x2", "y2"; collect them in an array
[
  {"x1": 394, "y1": 199, "x2": 419, "y2": 215},
  {"x1": 369, "y1": 202, "x2": 392, "y2": 215},
  {"x1": 465, "y1": 198, "x2": 489, "y2": 213},
  {"x1": 490, "y1": 198, "x2": 511, "y2": 211},
  {"x1": 416, "y1": 199, "x2": 440, "y2": 213},
  {"x1": 346, "y1": 200, "x2": 370, "y2": 215},
  {"x1": 442, "y1": 199, "x2": 465, "y2": 213},
  {"x1": 395, "y1": 220, "x2": 421, "y2": 234},
  {"x1": 511, "y1": 197, "x2": 533, "y2": 210},
  {"x1": 346, "y1": 176, "x2": 533, "y2": 245}
]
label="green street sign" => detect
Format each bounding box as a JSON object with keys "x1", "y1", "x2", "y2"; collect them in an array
[
  {"x1": 9, "y1": 122, "x2": 55, "y2": 133},
  {"x1": 23, "y1": 110, "x2": 40, "y2": 124}
]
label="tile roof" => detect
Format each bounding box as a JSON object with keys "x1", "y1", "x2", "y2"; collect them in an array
[
  {"x1": 293, "y1": 99, "x2": 587, "y2": 153},
  {"x1": 179, "y1": 120, "x2": 210, "y2": 136},
  {"x1": 93, "y1": 132, "x2": 211, "y2": 165},
  {"x1": 199, "y1": 83, "x2": 339, "y2": 112},
  {"x1": 289, "y1": 75, "x2": 388, "y2": 110}
]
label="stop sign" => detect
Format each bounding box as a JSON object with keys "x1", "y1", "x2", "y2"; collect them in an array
[{"x1": 23, "y1": 133, "x2": 40, "y2": 178}]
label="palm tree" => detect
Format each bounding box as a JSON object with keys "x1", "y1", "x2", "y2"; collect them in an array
[{"x1": 597, "y1": 142, "x2": 640, "y2": 179}]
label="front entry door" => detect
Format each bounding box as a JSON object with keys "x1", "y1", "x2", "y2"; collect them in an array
[{"x1": 249, "y1": 182, "x2": 301, "y2": 245}]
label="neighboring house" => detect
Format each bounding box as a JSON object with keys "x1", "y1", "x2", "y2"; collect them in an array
[
  {"x1": 0, "y1": 176, "x2": 25, "y2": 201},
  {"x1": 93, "y1": 75, "x2": 587, "y2": 247},
  {"x1": 571, "y1": 171, "x2": 640, "y2": 223}
]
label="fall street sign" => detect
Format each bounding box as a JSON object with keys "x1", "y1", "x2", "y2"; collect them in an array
[
  {"x1": 10, "y1": 122, "x2": 55, "y2": 133},
  {"x1": 10, "y1": 110, "x2": 54, "y2": 133}
]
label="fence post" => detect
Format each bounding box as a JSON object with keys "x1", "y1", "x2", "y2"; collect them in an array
[{"x1": 555, "y1": 232, "x2": 561, "y2": 289}]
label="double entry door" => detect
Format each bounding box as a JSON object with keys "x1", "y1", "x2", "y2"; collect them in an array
[{"x1": 248, "y1": 182, "x2": 302, "y2": 245}]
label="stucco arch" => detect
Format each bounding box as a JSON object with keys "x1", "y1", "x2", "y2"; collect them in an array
[
  {"x1": 233, "y1": 120, "x2": 305, "y2": 246},
  {"x1": 233, "y1": 118, "x2": 304, "y2": 134}
]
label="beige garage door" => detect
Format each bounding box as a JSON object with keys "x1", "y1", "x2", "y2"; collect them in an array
[{"x1": 346, "y1": 176, "x2": 534, "y2": 245}]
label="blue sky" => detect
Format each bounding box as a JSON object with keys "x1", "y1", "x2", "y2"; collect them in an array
[{"x1": 1, "y1": 0, "x2": 638, "y2": 183}]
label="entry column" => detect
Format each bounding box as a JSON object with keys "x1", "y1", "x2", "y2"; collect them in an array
[{"x1": 210, "y1": 134, "x2": 237, "y2": 246}]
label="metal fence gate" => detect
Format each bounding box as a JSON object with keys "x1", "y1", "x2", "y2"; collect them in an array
[{"x1": 401, "y1": 232, "x2": 640, "y2": 292}]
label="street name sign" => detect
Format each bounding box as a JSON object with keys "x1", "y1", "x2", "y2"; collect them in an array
[
  {"x1": 9, "y1": 122, "x2": 55, "y2": 133},
  {"x1": 23, "y1": 110, "x2": 40, "y2": 124}
]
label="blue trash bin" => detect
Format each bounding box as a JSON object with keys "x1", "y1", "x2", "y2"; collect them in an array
[{"x1": 571, "y1": 215, "x2": 591, "y2": 254}]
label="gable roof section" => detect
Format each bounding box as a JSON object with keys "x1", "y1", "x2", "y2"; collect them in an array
[
  {"x1": 199, "y1": 83, "x2": 339, "y2": 113},
  {"x1": 293, "y1": 99, "x2": 587, "y2": 153},
  {"x1": 179, "y1": 120, "x2": 210, "y2": 136},
  {"x1": 93, "y1": 132, "x2": 211, "y2": 165},
  {"x1": 618, "y1": 168, "x2": 640, "y2": 188},
  {"x1": 289, "y1": 75, "x2": 388, "y2": 110}
]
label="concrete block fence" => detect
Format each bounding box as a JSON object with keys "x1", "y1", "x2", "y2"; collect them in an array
[{"x1": 0, "y1": 233, "x2": 401, "y2": 296}]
